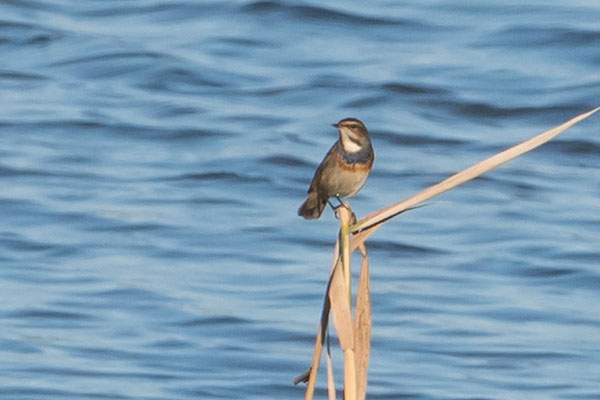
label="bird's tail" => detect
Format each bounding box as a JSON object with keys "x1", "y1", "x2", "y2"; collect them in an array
[{"x1": 298, "y1": 192, "x2": 327, "y2": 220}]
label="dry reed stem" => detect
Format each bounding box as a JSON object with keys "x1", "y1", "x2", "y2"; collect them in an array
[
  {"x1": 343, "y1": 349, "x2": 357, "y2": 400},
  {"x1": 326, "y1": 336, "x2": 336, "y2": 400},
  {"x1": 338, "y1": 205, "x2": 353, "y2": 305},
  {"x1": 353, "y1": 245, "x2": 371, "y2": 400},
  {"x1": 333, "y1": 206, "x2": 356, "y2": 400},
  {"x1": 350, "y1": 107, "x2": 600, "y2": 250}
]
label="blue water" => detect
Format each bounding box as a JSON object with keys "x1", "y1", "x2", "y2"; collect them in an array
[{"x1": 1, "y1": 1, "x2": 599, "y2": 399}]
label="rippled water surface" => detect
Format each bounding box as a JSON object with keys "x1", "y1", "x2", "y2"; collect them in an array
[{"x1": 1, "y1": 1, "x2": 599, "y2": 399}]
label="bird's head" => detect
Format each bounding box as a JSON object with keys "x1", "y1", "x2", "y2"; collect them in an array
[{"x1": 333, "y1": 118, "x2": 371, "y2": 153}]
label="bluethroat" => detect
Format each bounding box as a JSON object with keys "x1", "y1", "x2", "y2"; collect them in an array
[{"x1": 298, "y1": 118, "x2": 374, "y2": 219}]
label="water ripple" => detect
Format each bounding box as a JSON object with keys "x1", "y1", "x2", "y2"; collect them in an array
[{"x1": 1, "y1": 1, "x2": 599, "y2": 399}]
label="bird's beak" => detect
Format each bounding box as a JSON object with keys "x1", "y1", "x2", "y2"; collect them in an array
[{"x1": 331, "y1": 123, "x2": 339, "y2": 128}]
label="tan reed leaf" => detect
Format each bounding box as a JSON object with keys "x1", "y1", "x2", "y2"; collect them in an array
[
  {"x1": 329, "y1": 259, "x2": 354, "y2": 351},
  {"x1": 296, "y1": 241, "x2": 340, "y2": 398},
  {"x1": 350, "y1": 106, "x2": 600, "y2": 250}
]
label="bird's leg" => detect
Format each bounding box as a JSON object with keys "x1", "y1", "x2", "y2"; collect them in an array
[
  {"x1": 336, "y1": 195, "x2": 351, "y2": 211},
  {"x1": 328, "y1": 199, "x2": 338, "y2": 211},
  {"x1": 334, "y1": 195, "x2": 356, "y2": 222}
]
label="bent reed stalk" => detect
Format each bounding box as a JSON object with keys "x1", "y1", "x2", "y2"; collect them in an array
[{"x1": 296, "y1": 107, "x2": 599, "y2": 400}]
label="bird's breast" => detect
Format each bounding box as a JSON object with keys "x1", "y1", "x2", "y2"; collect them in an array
[
  {"x1": 317, "y1": 150, "x2": 373, "y2": 197},
  {"x1": 336, "y1": 148, "x2": 374, "y2": 172}
]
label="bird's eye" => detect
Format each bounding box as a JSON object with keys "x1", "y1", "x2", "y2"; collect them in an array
[{"x1": 349, "y1": 124, "x2": 357, "y2": 129}]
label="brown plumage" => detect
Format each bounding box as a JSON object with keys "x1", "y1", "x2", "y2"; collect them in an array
[{"x1": 298, "y1": 118, "x2": 374, "y2": 219}]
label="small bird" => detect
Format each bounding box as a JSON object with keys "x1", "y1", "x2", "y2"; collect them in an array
[{"x1": 298, "y1": 118, "x2": 374, "y2": 219}]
